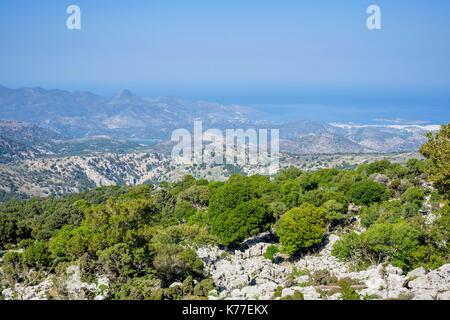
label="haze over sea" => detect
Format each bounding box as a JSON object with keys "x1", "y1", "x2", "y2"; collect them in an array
[{"x1": 68, "y1": 83, "x2": 449, "y2": 125}]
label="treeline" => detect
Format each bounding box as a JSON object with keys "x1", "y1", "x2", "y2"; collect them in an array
[{"x1": 0, "y1": 124, "x2": 448, "y2": 300}]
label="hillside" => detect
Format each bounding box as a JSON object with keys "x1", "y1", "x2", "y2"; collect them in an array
[
  {"x1": 0, "y1": 85, "x2": 439, "y2": 154},
  {"x1": 0, "y1": 124, "x2": 448, "y2": 301},
  {"x1": 0, "y1": 151, "x2": 419, "y2": 201},
  {"x1": 0, "y1": 121, "x2": 61, "y2": 163},
  {"x1": 0, "y1": 86, "x2": 257, "y2": 139}
]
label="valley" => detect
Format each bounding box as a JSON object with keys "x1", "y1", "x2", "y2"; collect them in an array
[{"x1": 0, "y1": 85, "x2": 439, "y2": 201}]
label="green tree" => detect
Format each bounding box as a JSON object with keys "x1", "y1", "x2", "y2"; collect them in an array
[
  {"x1": 22, "y1": 240, "x2": 51, "y2": 269},
  {"x1": 400, "y1": 187, "x2": 425, "y2": 207},
  {"x1": 211, "y1": 199, "x2": 273, "y2": 246},
  {"x1": 333, "y1": 222, "x2": 422, "y2": 271},
  {"x1": 152, "y1": 245, "x2": 204, "y2": 285},
  {"x1": 419, "y1": 123, "x2": 450, "y2": 196},
  {"x1": 274, "y1": 167, "x2": 303, "y2": 181},
  {"x1": 275, "y1": 204, "x2": 327, "y2": 256},
  {"x1": 114, "y1": 275, "x2": 163, "y2": 300},
  {"x1": 347, "y1": 180, "x2": 389, "y2": 205}
]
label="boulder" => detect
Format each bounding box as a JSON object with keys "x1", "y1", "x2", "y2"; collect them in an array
[
  {"x1": 406, "y1": 267, "x2": 427, "y2": 279},
  {"x1": 437, "y1": 291, "x2": 450, "y2": 300},
  {"x1": 411, "y1": 290, "x2": 437, "y2": 300},
  {"x1": 299, "y1": 286, "x2": 321, "y2": 300},
  {"x1": 281, "y1": 287, "x2": 295, "y2": 298}
]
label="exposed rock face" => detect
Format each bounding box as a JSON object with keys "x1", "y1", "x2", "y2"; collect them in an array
[
  {"x1": 197, "y1": 240, "x2": 291, "y2": 300},
  {"x1": 197, "y1": 234, "x2": 450, "y2": 300},
  {"x1": 2, "y1": 278, "x2": 53, "y2": 300},
  {"x1": 1, "y1": 265, "x2": 109, "y2": 300},
  {"x1": 294, "y1": 234, "x2": 349, "y2": 277},
  {"x1": 407, "y1": 264, "x2": 450, "y2": 300}
]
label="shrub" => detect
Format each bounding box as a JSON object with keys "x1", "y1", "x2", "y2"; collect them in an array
[
  {"x1": 322, "y1": 200, "x2": 347, "y2": 225},
  {"x1": 208, "y1": 175, "x2": 272, "y2": 216},
  {"x1": 22, "y1": 240, "x2": 51, "y2": 269},
  {"x1": 419, "y1": 123, "x2": 450, "y2": 196},
  {"x1": 358, "y1": 160, "x2": 392, "y2": 176},
  {"x1": 332, "y1": 232, "x2": 366, "y2": 267},
  {"x1": 193, "y1": 278, "x2": 215, "y2": 297},
  {"x1": 400, "y1": 187, "x2": 425, "y2": 207},
  {"x1": 211, "y1": 199, "x2": 273, "y2": 246},
  {"x1": 333, "y1": 222, "x2": 422, "y2": 271},
  {"x1": 113, "y1": 275, "x2": 162, "y2": 300},
  {"x1": 275, "y1": 204, "x2": 327, "y2": 256},
  {"x1": 274, "y1": 167, "x2": 303, "y2": 181},
  {"x1": 339, "y1": 279, "x2": 361, "y2": 300},
  {"x1": 152, "y1": 245, "x2": 204, "y2": 285},
  {"x1": 281, "y1": 290, "x2": 304, "y2": 300},
  {"x1": 97, "y1": 243, "x2": 136, "y2": 280},
  {"x1": 360, "y1": 201, "x2": 408, "y2": 228},
  {"x1": 272, "y1": 286, "x2": 283, "y2": 299},
  {"x1": 347, "y1": 180, "x2": 389, "y2": 205},
  {"x1": 178, "y1": 185, "x2": 211, "y2": 208},
  {"x1": 264, "y1": 245, "x2": 279, "y2": 262},
  {"x1": 1, "y1": 252, "x2": 24, "y2": 285}
]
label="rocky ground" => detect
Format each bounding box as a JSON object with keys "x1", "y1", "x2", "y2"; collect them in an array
[
  {"x1": 2, "y1": 232, "x2": 449, "y2": 300},
  {"x1": 1, "y1": 265, "x2": 109, "y2": 300},
  {"x1": 196, "y1": 233, "x2": 450, "y2": 300},
  {"x1": 0, "y1": 151, "x2": 417, "y2": 200}
]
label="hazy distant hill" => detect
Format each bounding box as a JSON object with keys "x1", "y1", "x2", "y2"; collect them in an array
[
  {"x1": 0, "y1": 120, "x2": 61, "y2": 163},
  {"x1": 0, "y1": 120, "x2": 147, "y2": 163},
  {"x1": 0, "y1": 85, "x2": 439, "y2": 155},
  {"x1": 0, "y1": 85, "x2": 257, "y2": 139},
  {"x1": 277, "y1": 121, "x2": 437, "y2": 154}
]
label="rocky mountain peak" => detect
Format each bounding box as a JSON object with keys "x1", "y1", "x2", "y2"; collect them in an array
[{"x1": 113, "y1": 89, "x2": 135, "y2": 100}]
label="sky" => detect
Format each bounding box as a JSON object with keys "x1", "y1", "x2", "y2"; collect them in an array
[{"x1": 0, "y1": 0, "x2": 449, "y2": 122}]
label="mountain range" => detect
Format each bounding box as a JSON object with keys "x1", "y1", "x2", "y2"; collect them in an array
[{"x1": 0, "y1": 85, "x2": 441, "y2": 156}]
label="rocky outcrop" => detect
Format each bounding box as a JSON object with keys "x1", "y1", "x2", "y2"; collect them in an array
[
  {"x1": 1, "y1": 265, "x2": 109, "y2": 300},
  {"x1": 197, "y1": 233, "x2": 450, "y2": 300},
  {"x1": 197, "y1": 241, "x2": 291, "y2": 300},
  {"x1": 407, "y1": 264, "x2": 450, "y2": 300}
]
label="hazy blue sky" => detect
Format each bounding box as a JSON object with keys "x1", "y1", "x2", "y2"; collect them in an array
[{"x1": 0, "y1": 0, "x2": 449, "y2": 122}]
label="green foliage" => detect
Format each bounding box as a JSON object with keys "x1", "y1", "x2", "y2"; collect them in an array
[
  {"x1": 211, "y1": 199, "x2": 273, "y2": 246},
  {"x1": 1, "y1": 251, "x2": 24, "y2": 285},
  {"x1": 281, "y1": 290, "x2": 304, "y2": 300},
  {"x1": 360, "y1": 200, "x2": 420, "y2": 228},
  {"x1": 322, "y1": 200, "x2": 347, "y2": 226},
  {"x1": 347, "y1": 180, "x2": 389, "y2": 205},
  {"x1": 358, "y1": 160, "x2": 392, "y2": 176},
  {"x1": 275, "y1": 167, "x2": 303, "y2": 181},
  {"x1": 273, "y1": 286, "x2": 283, "y2": 299},
  {"x1": 193, "y1": 278, "x2": 215, "y2": 297},
  {"x1": 419, "y1": 123, "x2": 450, "y2": 196},
  {"x1": 208, "y1": 176, "x2": 276, "y2": 246},
  {"x1": 208, "y1": 175, "x2": 274, "y2": 216},
  {"x1": 113, "y1": 275, "x2": 163, "y2": 300},
  {"x1": 275, "y1": 204, "x2": 327, "y2": 256},
  {"x1": 338, "y1": 279, "x2": 361, "y2": 300},
  {"x1": 1, "y1": 151, "x2": 448, "y2": 300},
  {"x1": 400, "y1": 187, "x2": 425, "y2": 207},
  {"x1": 264, "y1": 244, "x2": 279, "y2": 262},
  {"x1": 332, "y1": 221, "x2": 434, "y2": 271},
  {"x1": 153, "y1": 245, "x2": 204, "y2": 285},
  {"x1": 178, "y1": 185, "x2": 211, "y2": 208},
  {"x1": 0, "y1": 213, "x2": 24, "y2": 250},
  {"x1": 22, "y1": 240, "x2": 51, "y2": 269},
  {"x1": 98, "y1": 243, "x2": 146, "y2": 281}
]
